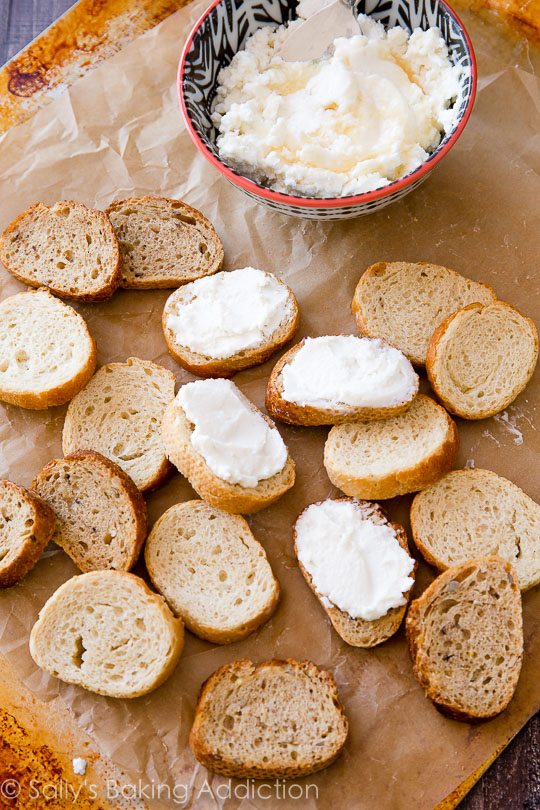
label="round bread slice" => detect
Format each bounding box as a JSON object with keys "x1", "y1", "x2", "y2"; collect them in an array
[
  {"x1": 266, "y1": 335, "x2": 419, "y2": 427},
  {"x1": 145, "y1": 500, "x2": 280, "y2": 643},
  {"x1": 0, "y1": 201, "x2": 121, "y2": 301},
  {"x1": 426, "y1": 301, "x2": 538, "y2": 419},
  {"x1": 33, "y1": 451, "x2": 147, "y2": 574},
  {"x1": 63, "y1": 357, "x2": 175, "y2": 492},
  {"x1": 406, "y1": 556, "x2": 523, "y2": 721},
  {"x1": 294, "y1": 499, "x2": 416, "y2": 647},
  {"x1": 162, "y1": 268, "x2": 299, "y2": 378},
  {"x1": 0, "y1": 288, "x2": 96, "y2": 409},
  {"x1": 352, "y1": 261, "x2": 497, "y2": 366},
  {"x1": 411, "y1": 468, "x2": 540, "y2": 591},
  {"x1": 324, "y1": 394, "x2": 458, "y2": 500},
  {"x1": 162, "y1": 388, "x2": 295, "y2": 514},
  {"x1": 29, "y1": 570, "x2": 184, "y2": 698},
  {"x1": 0, "y1": 480, "x2": 56, "y2": 588},
  {"x1": 189, "y1": 658, "x2": 348, "y2": 778},
  {"x1": 106, "y1": 196, "x2": 224, "y2": 289}
]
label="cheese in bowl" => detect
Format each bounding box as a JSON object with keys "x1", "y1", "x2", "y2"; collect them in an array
[{"x1": 212, "y1": 14, "x2": 463, "y2": 198}]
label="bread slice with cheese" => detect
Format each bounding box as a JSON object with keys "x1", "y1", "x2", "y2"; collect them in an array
[
  {"x1": 33, "y1": 450, "x2": 147, "y2": 573},
  {"x1": 0, "y1": 288, "x2": 96, "y2": 409},
  {"x1": 162, "y1": 380, "x2": 295, "y2": 514},
  {"x1": 106, "y1": 196, "x2": 224, "y2": 289},
  {"x1": 145, "y1": 500, "x2": 279, "y2": 643},
  {"x1": 324, "y1": 394, "x2": 458, "y2": 500},
  {"x1": 29, "y1": 570, "x2": 184, "y2": 698},
  {"x1": 411, "y1": 468, "x2": 540, "y2": 591},
  {"x1": 426, "y1": 301, "x2": 538, "y2": 419},
  {"x1": 0, "y1": 201, "x2": 121, "y2": 301},
  {"x1": 266, "y1": 335, "x2": 418, "y2": 426},
  {"x1": 294, "y1": 499, "x2": 415, "y2": 647},
  {"x1": 406, "y1": 557, "x2": 523, "y2": 721},
  {"x1": 0, "y1": 480, "x2": 56, "y2": 588},
  {"x1": 162, "y1": 268, "x2": 299, "y2": 378},
  {"x1": 189, "y1": 659, "x2": 348, "y2": 778},
  {"x1": 352, "y1": 261, "x2": 497, "y2": 366},
  {"x1": 63, "y1": 357, "x2": 175, "y2": 492}
]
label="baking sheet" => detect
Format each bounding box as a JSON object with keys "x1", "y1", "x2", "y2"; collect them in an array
[{"x1": 0, "y1": 1, "x2": 539, "y2": 807}]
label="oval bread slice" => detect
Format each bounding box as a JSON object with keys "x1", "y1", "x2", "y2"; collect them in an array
[
  {"x1": 189, "y1": 658, "x2": 348, "y2": 778},
  {"x1": 266, "y1": 336, "x2": 418, "y2": 426},
  {"x1": 162, "y1": 270, "x2": 299, "y2": 378},
  {"x1": 162, "y1": 391, "x2": 295, "y2": 514},
  {"x1": 406, "y1": 557, "x2": 523, "y2": 721},
  {"x1": 0, "y1": 288, "x2": 96, "y2": 409},
  {"x1": 106, "y1": 196, "x2": 224, "y2": 289},
  {"x1": 63, "y1": 357, "x2": 175, "y2": 492},
  {"x1": 324, "y1": 394, "x2": 458, "y2": 500},
  {"x1": 294, "y1": 499, "x2": 415, "y2": 647},
  {"x1": 352, "y1": 261, "x2": 497, "y2": 366},
  {"x1": 0, "y1": 480, "x2": 56, "y2": 588},
  {"x1": 426, "y1": 301, "x2": 538, "y2": 419},
  {"x1": 29, "y1": 571, "x2": 184, "y2": 698},
  {"x1": 145, "y1": 500, "x2": 280, "y2": 643},
  {"x1": 0, "y1": 201, "x2": 121, "y2": 301},
  {"x1": 411, "y1": 468, "x2": 540, "y2": 591},
  {"x1": 33, "y1": 450, "x2": 147, "y2": 574}
]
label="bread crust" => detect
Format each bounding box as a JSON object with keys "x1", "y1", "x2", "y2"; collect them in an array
[
  {"x1": 0, "y1": 201, "x2": 122, "y2": 302},
  {"x1": 406, "y1": 557, "x2": 523, "y2": 721},
  {"x1": 324, "y1": 395, "x2": 459, "y2": 500},
  {"x1": 0, "y1": 288, "x2": 97, "y2": 410},
  {"x1": 294, "y1": 498, "x2": 416, "y2": 647},
  {"x1": 266, "y1": 337, "x2": 418, "y2": 426},
  {"x1": 32, "y1": 450, "x2": 148, "y2": 573},
  {"x1": 0, "y1": 480, "x2": 56, "y2": 588},
  {"x1": 189, "y1": 658, "x2": 348, "y2": 778},
  {"x1": 106, "y1": 195, "x2": 224, "y2": 290},
  {"x1": 352, "y1": 261, "x2": 497, "y2": 367},
  {"x1": 426, "y1": 301, "x2": 539, "y2": 420},
  {"x1": 161, "y1": 276, "x2": 300, "y2": 378},
  {"x1": 161, "y1": 397, "x2": 295, "y2": 514}
]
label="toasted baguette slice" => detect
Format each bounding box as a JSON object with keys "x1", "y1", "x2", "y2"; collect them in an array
[
  {"x1": 266, "y1": 335, "x2": 418, "y2": 426},
  {"x1": 426, "y1": 301, "x2": 538, "y2": 419},
  {"x1": 63, "y1": 357, "x2": 175, "y2": 492},
  {"x1": 0, "y1": 288, "x2": 96, "y2": 409},
  {"x1": 324, "y1": 394, "x2": 458, "y2": 500},
  {"x1": 406, "y1": 557, "x2": 523, "y2": 720},
  {"x1": 411, "y1": 468, "x2": 540, "y2": 591},
  {"x1": 0, "y1": 201, "x2": 121, "y2": 301},
  {"x1": 162, "y1": 385, "x2": 295, "y2": 514},
  {"x1": 352, "y1": 261, "x2": 497, "y2": 366},
  {"x1": 162, "y1": 268, "x2": 299, "y2": 378},
  {"x1": 106, "y1": 196, "x2": 224, "y2": 289},
  {"x1": 294, "y1": 499, "x2": 415, "y2": 647},
  {"x1": 145, "y1": 501, "x2": 279, "y2": 643},
  {"x1": 0, "y1": 480, "x2": 56, "y2": 588},
  {"x1": 29, "y1": 571, "x2": 184, "y2": 698},
  {"x1": 189, "y1": 659, "x2": 348, "y2": 778},
  {"x1": 33, "y1": 451, "x2": 147, "y2": 574}
]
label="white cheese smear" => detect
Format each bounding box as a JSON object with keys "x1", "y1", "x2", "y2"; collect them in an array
[{"x1": 212, "y1": 14, "x2": 463, "y2": 197}]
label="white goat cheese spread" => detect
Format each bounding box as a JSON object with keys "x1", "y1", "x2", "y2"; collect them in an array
[
  {"x1": 177, "y1": 378, "x2": 287, "y2": 487},
  {"x1": 212, "y1": 14, "x2": 462, "y2": 197},
  {"x1": 280, "y1": 335, "x2": 418, "y2": 409},
  {"x1": 166, "y1": 267, "x2": 292, "y2": 359},
  {"x1": 295, "y1": 499, "x2": 415, "y2": 621}
]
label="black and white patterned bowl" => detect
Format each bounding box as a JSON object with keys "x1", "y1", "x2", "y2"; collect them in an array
[{"x1": 179, "y1": 0, "x2": 476, "y2": 220}]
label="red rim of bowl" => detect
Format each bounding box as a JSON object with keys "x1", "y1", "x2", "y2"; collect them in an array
[{"x1": 178, "y1": 0, "x2": 477, "y2": 209}]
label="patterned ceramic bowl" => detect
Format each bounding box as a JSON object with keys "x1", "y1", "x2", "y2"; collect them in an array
[{"x1": 179, "y1": 0, "x2": 476, "y2": 220}]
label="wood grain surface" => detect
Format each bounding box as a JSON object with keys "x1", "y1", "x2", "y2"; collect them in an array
[{"x1": 0, "y1": 1, "x2": 538, "y2": 809}]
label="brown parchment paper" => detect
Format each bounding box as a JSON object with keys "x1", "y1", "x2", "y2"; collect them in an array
[{"x1": 0, "y1": 2, "x2": 539, "y2": 808}]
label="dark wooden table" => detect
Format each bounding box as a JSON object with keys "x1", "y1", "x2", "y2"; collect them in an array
[{"x1": 0, "y1": 1, "x2": 539, "y2": 808}]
